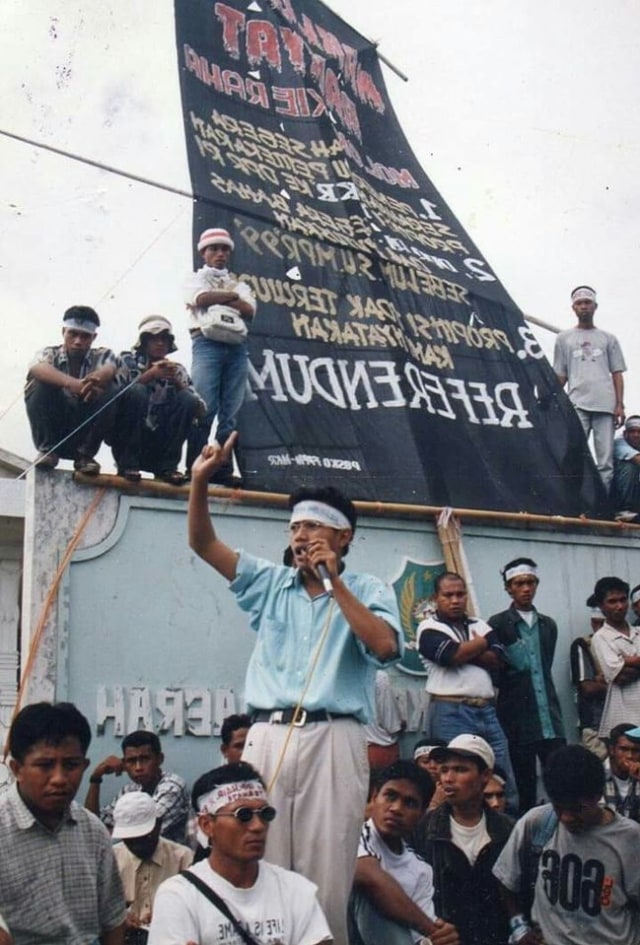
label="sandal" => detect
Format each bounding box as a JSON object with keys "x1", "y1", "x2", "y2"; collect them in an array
[
  {"x1": 155, "y1": 470, "x2": 187, "y2": 486},
  {"x1": 117, "y1": 469, "x2": 141, "y2": 482}
]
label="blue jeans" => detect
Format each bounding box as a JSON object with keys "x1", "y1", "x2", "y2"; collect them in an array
[
  {"x1": 429, "y1": 698, "x2": 519, "y2": 815},
  {"x1": 187, "y1": 334, "x2": 249, "y2": 469}
]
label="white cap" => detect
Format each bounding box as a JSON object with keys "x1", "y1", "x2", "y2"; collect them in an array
[
  {"x1": 112, "y1": 792, "x2": 158, "y2": 839},
  {"x1": 432, "y1": 733, "x2": 495, "y2": 770}
]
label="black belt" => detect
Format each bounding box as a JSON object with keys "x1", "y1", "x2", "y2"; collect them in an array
[{"x1": 251, "y1": 708, "x2": 353, "y2": 726}]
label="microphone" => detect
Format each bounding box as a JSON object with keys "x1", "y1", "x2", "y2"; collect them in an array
[{"x1": 317, "y1": 563, "x2": 333, "y2": 596}]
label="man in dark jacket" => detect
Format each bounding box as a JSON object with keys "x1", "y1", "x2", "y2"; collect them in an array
[
  {"x1": 488, "y1": 557, "x2": 565, "y2": 813},
  {"x1": 413, "y1": 734, "x2": 512, "y2": 945}
]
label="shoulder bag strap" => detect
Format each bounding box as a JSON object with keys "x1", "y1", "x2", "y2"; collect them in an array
[{"x1": 180, "y1": 870, "x2": 261, "y2": 945}]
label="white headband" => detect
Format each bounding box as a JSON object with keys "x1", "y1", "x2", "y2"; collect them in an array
[
  {"x1": 504, "y1": 563, "x2": 538, "y2": 583},
  {"x1": 626, "y1": 418, "x2": 640, "y2": 431},
  {"x1": 414, "y1": 745, "x2": 438, "y2": 760},
  {"x1": 198, "y1": 779, "x2": 267, "y2": 816},
  {"x1": 290, "y1": 500, "x2": 351, "y2": 531},
  {"x1": 631, "y1": 590, "x2": 640, "y2": 606},
  {"x1": 63, "y1": 318, "x2": 97, "y2": 334},
  {"x1": 571, "y1": 287, "x2": 597, "y2": 303},
  {"x1": 489, "y1": 772, "x2": 506, "y2": 787}
]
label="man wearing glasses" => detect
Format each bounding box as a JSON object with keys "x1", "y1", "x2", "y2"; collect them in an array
[
  {"x1": 188, "y1": 453, "x2": 401, "y2": 945},
  {"x1": 183, "y1": 226, "x2": 257, "y2": 486},
  {"x1": 148, "y1": 762, "x2": 331, "y2": 945}
]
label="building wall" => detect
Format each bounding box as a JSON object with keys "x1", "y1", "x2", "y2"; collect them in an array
[{"x1": 20, "y1": 471, "x2": 640, "y2": 805}]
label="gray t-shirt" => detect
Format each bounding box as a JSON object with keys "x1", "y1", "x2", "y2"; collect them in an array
[
  {"x1": 493, "y1": 804, "x2": 640, "y2": 944},
  {"x1": 553, "y1": 327, "x2": 626, "y2": 413}
]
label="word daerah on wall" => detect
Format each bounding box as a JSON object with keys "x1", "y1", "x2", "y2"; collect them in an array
[{"x1": 175, "y1": 0, "x2": 605, "y2": 515}]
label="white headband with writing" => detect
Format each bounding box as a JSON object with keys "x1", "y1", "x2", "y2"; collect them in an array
[
  {"x1": 290, "y1": 500, "x2": 351, "y2": 531},
  {"x1": 198, "y1": 779, "x2": 267, "y2": 816},
  {"x1": 571, "y1": 287, "x2": 597, "y2": 303}
]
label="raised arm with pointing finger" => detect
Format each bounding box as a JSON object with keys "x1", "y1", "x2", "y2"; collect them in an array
[{"x1": 187, "y1": 447, "x2": 402, "y2": 945}]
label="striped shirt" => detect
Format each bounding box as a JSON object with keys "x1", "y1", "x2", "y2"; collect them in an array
[{"x1": 0, "y1": 783, "x2": 125, "y2": 944}]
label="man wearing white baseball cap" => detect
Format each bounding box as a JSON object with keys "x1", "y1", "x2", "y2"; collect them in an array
[
  {"x1": 553, "y1": 285, "x2": 626, "y2": 490},
  {"x1": 112, "y1": 793, "x2": 192, "y2": 943},
  {"x1": 413, "y1": 734, "x2": 513, "y2": 945},
  {"x1": 183, "y1": 226, "x2": 256, "y2": 486},
  {"x1": 111, "y1": 316, "x2": 205, "y2": 484}
]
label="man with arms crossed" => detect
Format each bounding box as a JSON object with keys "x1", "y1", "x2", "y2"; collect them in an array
[
  {"x1": 188, "y1": 437, "x2": 401, "y2": 945},
  {"x1": 418, "y1": 571, "x2": 517, "y2": 814},
  {"x1": 149, "y1": 762, "x2": 331, "y2": 945},
  {"x1": 493, "y1": 744, "x2": 640, "y2": 945},
  {"x1": 588, "y1": 576, "x2": 640, "y2": 737}
]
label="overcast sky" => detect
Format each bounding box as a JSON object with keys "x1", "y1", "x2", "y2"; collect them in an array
[{"x1": 1, "y1": 0, "x2": 638, "y2": 468}]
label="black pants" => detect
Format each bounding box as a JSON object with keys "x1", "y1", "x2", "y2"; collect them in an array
[
  {"x1": 25, "y1": 379, "x2": 116, "y2": 458},
  {"x1": 110, "y1": 384, "x2": 200, "y2": 474},
  {"x1": 510, "y1": 737, "x2": 566, "y2": 814}
]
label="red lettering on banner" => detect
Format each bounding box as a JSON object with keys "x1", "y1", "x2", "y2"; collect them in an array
[
  {"x1": 281, "y1": 28, "x2": 305, "y2": 73},
  {"x1": 246, "y1": 20, "x2": 281, "y2": 70},
  {"x1": 272, "y1": 86, "x2": 298, "y2": 117},
  {"x1": 245, "y1": 79, "x2": 270, "y2": 109},
  {"x1": 269, "y1": 0, "x2": 297, "y2": 26},
  {"x1": 214, "y1": 3, "x2": 245, "y2": 58},
  {"x1": 223, "y1": 69, "x2": 248, "y2": 99},
  {"x1": 316, "y1": 26, "x2": 343, "y2": 61},
  {"x1": 299, "y1": 14, "x2": 320, "y2": 48}
]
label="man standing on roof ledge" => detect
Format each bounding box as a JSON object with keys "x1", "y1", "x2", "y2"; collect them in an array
[
  {"x1": 188, "y1": 437, "x2": 402, "y2": 945},
  {"x1": 553, "y1": 285, "x2": 626, "y2": 490},
  {"x1": 184, "y1": 226, "x2": 256, "y2": 487}
]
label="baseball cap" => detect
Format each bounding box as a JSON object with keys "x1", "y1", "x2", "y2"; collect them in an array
[
  {"x1": 112, "y1": 792, "x2": 158, "y2": 839},
  {"x1": 431, "y1": 733, "x2": 495, "y2": 770}
]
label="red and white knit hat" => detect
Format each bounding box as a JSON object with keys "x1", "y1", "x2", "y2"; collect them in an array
[{"x1": 197, "y1": 227, "x2": 235, "y2": 253}]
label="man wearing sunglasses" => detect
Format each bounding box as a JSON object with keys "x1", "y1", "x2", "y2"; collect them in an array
[
  {"x1": 148, "y1": 762, "x2": 331, "y2": 945},
  {"x1": 189, "y1": 445, "x2": 401, "y2": 945}
]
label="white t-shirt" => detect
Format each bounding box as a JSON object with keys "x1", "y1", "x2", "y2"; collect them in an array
[
  {"x1": 449, "y1": 813, "x2": 491, "y2": 866},
  {"x1": 357, "y1": 818, "x2": 435, "y2": 943},
  {"x1": 148, "y1": 859, "x2": 331, "y2": 945},
  {"x1": 553, "y1": 327, "x2": 626, "y2": 414}
]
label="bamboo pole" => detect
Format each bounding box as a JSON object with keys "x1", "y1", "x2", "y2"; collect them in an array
[{"x1": 75, "y1": 472, "x2": 639, "y2": 534}]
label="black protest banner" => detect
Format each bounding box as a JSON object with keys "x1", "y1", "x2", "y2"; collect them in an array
[{"x1": 174, "y1": 0, "x2": 606, "y2": 515}]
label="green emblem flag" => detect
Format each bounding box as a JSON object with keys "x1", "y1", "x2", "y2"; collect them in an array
[{"x1": 391, "y1": 558, "x2": 445, "y2": 676}]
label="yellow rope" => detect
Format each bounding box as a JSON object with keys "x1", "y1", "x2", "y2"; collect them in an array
[
  {"x1": 3, "y1": 487, "x2": 107, "y2": 758},
  {"x1": 266, "y1": 598, "x2": 335, "y2": 795}
]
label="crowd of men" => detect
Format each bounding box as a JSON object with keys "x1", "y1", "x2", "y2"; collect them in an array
[
  {"x1": 23, "y1": 233, "x2": 640, "y2": 521},
  {"x1": 12, "y1": 234, "x2": 640, "y2": 943},
  {"x1": 4, "y1": 471, "x2": 640, "y2": 945},
  {"x1": 25, "y1": 227, "x2": 254, "y2": 486}
]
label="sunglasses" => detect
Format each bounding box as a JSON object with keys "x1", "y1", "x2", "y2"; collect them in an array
[{"x1": 211, "y1": 806, "x2": 276, "y2": 824}]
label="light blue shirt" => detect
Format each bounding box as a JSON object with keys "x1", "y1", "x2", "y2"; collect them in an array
[{"x1": 230, "y1": 551, "x2": 402, "y2": 723}]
